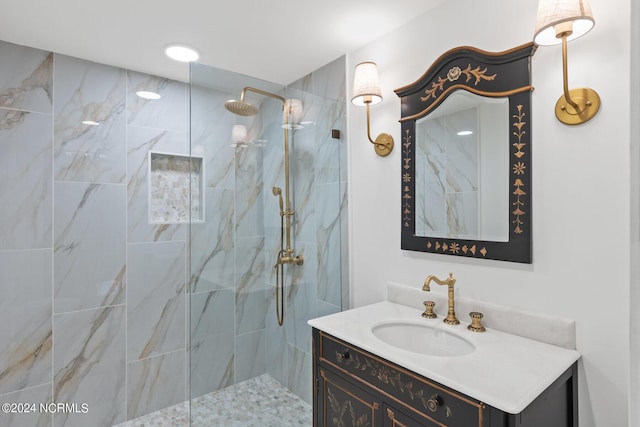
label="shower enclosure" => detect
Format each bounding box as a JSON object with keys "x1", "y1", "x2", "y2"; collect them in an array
[
  {"x1": 0, "y1": 39, "x2": 345, "y2": 427},
  {"x1": 188, "y1": 58, "x2": 348, "y2": 424}
]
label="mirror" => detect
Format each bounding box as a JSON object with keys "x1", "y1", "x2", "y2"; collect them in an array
[
  {"x1": 394, "y1": 43, "x2": 535, "y2": 263},
  {"x1": 415, "y1": 92, "x2": 509, "y2": 242}
]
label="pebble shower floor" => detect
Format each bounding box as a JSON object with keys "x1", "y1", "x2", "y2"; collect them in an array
[{"x1": 116, "y1": 374, "x2": 312, "y2": 427}]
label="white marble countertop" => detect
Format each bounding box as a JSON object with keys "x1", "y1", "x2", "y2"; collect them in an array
[{"x1": 308, "y1": 300, "x2": 581, "y2": 414}]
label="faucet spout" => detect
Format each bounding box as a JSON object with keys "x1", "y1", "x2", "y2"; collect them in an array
[
  {"x1": 421, "y1": 272, "x2": 459, "y2": 325},
  {"x1": 422, "y1": 272, "x2": 456, "y2": 291}
]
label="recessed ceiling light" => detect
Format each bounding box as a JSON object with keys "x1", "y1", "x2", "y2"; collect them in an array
[
  {"x1": 164, "y1": 44, "x2": 199, "y2": 62},
  {"x1": 136, "y1": 91, "x2": 162, "y2": 100},
  {"x1": 457, "y1": 130, "x2": 473, "y2": 136},
  {"x1": 82, "y1": 120, "x2": 100, "y2": 126}
]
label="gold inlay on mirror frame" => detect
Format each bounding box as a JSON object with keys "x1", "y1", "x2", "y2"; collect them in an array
[
  {"x1": 421, "y1": 64, "x2": 497, "y2": 102},
  {"x1": 512, "y1": 104, "x2": 528, "y2": 235}
]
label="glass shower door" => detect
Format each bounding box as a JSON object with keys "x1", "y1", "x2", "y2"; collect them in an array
[{"x1": 188, "y1": 57, "x2": 347, "y2": 426}]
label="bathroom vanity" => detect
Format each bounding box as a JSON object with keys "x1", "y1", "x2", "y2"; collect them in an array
[{"x1": 309, "y1": 301, "x2": 580, "y2": 427}]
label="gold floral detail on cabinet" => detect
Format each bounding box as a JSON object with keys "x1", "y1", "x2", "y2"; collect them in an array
[
  {"x1": 336, "y1": 350, "x2": 453, "y2": 417},
  {"x1": 327, "y1": 387, "x2": 371, "y2": 427},
  {"x1": 421, "y1": 65, "x2": 497, "y2": 102},
  {"x1": 512, "y1": 105, "x2": 527, "y2": 234},
  {"x1": 402, "y1": 130, "x2": 413, "y2": 228}
]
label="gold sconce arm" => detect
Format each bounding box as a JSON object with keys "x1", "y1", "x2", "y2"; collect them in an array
[
  {"x1": 365, "y1": 102, "x2": 394, "y2": 157},
  {"x1": 554, "y1": 33, "x2": 601, "y2": 125}
]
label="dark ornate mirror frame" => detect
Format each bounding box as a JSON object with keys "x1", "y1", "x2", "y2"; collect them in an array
[{"x1": 394, "y1": 43, "x2": 536, "y2": 263}]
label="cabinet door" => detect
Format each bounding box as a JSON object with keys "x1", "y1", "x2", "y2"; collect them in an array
[
  {"x1": 383, "y1": 404, "x2": 443, "y2": 427},
  {"x1": 317, "y1": 368, "x2": 383, "y2": 426}
]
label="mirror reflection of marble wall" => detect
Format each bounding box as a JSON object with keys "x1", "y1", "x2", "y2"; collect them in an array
[{"x1": 415, "y1": 93, "x2": 509, "y2": 241}]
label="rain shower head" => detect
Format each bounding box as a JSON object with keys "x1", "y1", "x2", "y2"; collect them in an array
[
  {"x1": 224, "y1": 87, "x2": 287, "y2": 117},
  {"x1": 224, "y1": 99, "x2": 258, "y2": 116}
]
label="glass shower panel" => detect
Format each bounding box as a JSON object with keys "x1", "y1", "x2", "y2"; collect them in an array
[{"x1": 189, "y1": 57, "x2": 347, "y2": 425}]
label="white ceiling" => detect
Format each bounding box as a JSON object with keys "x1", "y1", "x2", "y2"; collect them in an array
[{"x1": 0, "y1": 0, "x2": 448, "y2": 85}]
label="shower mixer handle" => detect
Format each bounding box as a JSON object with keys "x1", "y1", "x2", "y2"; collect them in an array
[{"x1": 275, "y1": 249, "x2": 304, "y2": 266}]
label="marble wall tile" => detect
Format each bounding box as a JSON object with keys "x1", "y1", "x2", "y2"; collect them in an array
[
  {"x1": 316, "y1": 182, "x2": 342, "y2": 307},
  {"x1": 235, "y1": 237, "x2": 266, "y2": 335},
  {"x1": 127, "y1": 350, "x2": 186, "y2": 420},
  {"x1": 284, "y1": 242, "x2": 315, "y2": 353},
  {"x1": 339, "y1": 181, "x2": 349, "y2": 310},
  {"x1": 445, "y1": 108, "x2": 478, "y2": 193},
  {"x1": 417, "y1": 115, "x2": 445, "y2": 156},
  {"x1": 235, "y1": 330, "x2": 266, "y2": 383},
  {"x1": 53, "y1": 55, "x2": 126, "y2": 184},
  {"x1": 53, "y1": 305, "x2": 126, "y2": 427},
  {"x1": 446, "y1": 191, "x2": 479, "y2": 239},
  {"x1": 315, "y1": 98, "x2": 344, "y2": 185},
  {"x1": 310, "y1": 56, "x2": 346, "y2": 102},
  {"x1": 0, "y1": 41, "x2": 52, "y2": 113},
  {"x1": 127, "y1": 242, "x2": 185, "y2": 361},
  {"x1": 0, "y1": 250, "x2": 52, "y2": 395},
  {"x1": 317, "y1": 300, "x2": 341, "y2": 319},
  {"x1": 190, "y1": 332, "x2": 234, "y2": 398},
  {"x1": 265, "y1": 297, "x2": 288, "y2": 386},
  {"x1": 127, "y1": 71, "x2": 187, "y2": 132},
  {"x1": 189, "y1": 188, "x2": 235, "y2": 294},
  {"x1": 420, "y1": 153, "x2": 446, "y2": 237},
  {"x1": 127, "y1": 126, "x2": 187, "y2": 243},
  {"x1": 0, "y1": 383, "x2": 52, "y2": 427},
  {"x1": 190, "y1": 85, "x2": 236, "y2": 190},
  {"x1": 287, "y1": 344, "x2": 312, "y2": 405},
  {"x1": 0, "y1": 109, "x2": 52, "y2": 250},
  {"x1": 235, "y1": 144, "x2": 264, "y2": 238},
  {"x1": 290, "y1": 130, "x2": 316, "y2": 245},
  {"x1": 54, "y1": 182, "x2": 126, "y2": 313},
  {"x1": 190, "y1": 289, "x2": 234, "y2": 343}
]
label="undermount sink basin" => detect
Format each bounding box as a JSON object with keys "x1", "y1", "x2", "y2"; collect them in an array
[{"x1": 371, "y1": 321, "x2": 475, "y2": 356}]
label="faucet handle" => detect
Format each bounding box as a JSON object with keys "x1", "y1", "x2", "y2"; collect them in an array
[
  {"x1": 422, "y1": 301, "x2": 437, "y2": 319},
  {"x1": 467, "y1": 312, "x2": 486, "y2": 333}
]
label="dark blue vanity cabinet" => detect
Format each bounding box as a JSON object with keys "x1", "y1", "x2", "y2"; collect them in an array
[{"x1": 313, "y1": 328, "x2": 578, "y2": 427}]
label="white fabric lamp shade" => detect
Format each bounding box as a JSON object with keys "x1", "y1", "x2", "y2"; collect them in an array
[
  {"x1": 283, "y1": 98, "x2": 303, "y2": 127},
  {"x1": 352, "y1": 62, "x2": 383, "y2": 106},
  {"x1": 231, "y1": 124, "x2": 248, "y2": 143},
  {"x1": 534, "y1": 0, "x2": 594, "y2": 45}
]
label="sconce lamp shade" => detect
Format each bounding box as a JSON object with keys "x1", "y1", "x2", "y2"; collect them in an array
[
  {"x1": 352, "y1": 62, "x2": 383, "y2": 106},
  {"x1": 231, "y1": 124, "x2": 248, "y2": 143},
  {"x1": 534, "y1": 0, "x2": 594, "y2": 45},
  {"x1": 283, "y1": 98, "x2": 303, "y2": 128}
]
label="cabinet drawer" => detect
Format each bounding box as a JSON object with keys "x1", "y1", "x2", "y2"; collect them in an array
[{"x1": 318, "y1": 331, "x2": 486, "y2": 427}]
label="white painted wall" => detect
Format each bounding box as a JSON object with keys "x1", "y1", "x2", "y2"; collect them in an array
[
  {"x1": 346, "y1": 0, "x2": 631, "y2": 426},
  {"x1": 629, "y1": 0, "x2": 639, "y2": 424}
]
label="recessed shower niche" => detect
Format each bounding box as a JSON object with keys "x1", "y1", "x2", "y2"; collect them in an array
[{"x1": 148, "y1": 151, "x2": 204, "y2": 224}]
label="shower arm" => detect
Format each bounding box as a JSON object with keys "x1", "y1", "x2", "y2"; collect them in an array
[{"x1": 240, "y1": 87, "x2": 286, "y2": 104}]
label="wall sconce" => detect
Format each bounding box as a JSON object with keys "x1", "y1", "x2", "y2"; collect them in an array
[
  {"x1": 282, "y1": 98, "x2": 303, "y2": 129},
  {"x1": 534, "y1": 0, "x2": 600, "y2": 125},
  {"x1": 351, "y1": 62, "x2": 394, "y2": 156}
]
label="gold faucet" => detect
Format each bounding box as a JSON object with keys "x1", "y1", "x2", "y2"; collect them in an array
[{"x1": 422, "y1": 272, "x2": 459, "y2": 325}]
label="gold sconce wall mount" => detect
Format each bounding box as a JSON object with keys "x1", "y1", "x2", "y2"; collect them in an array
[{"x1": 534, "y1": 0, "x2": 601, "y2": 125}]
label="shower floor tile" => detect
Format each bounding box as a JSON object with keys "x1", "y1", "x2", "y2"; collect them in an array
[{"x1": 116, "y1": 374, "x2": 312, "y2": 427}]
